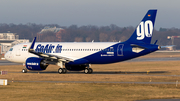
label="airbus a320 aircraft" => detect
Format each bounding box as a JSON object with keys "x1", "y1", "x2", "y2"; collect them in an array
[{"x1": 5, "y1": 9, "x2": 161, "y2": 74}]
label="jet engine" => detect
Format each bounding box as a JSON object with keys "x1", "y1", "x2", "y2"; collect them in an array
[{"x1": 25, "y1": 57, "x2": 48, "y2": 70}]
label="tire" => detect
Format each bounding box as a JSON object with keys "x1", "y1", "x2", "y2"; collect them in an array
[
  {"x1": 84, "y1": 68, "x2": 93, "y2": 74},
  {"x1": 89, "y1": 68, "x2": 93, "y2": 74},
  {"x1": 22, "y1": 69, "x2": 27, "y2": 73},
  {"x1": 84, "y1": 68, "x2": 89, "y2": 74},
  {"x1": 58, "y1": 68, "x2": 63, "y2": 74},
  {"x1": 62, "y1": 68, "x2": 67, "y2": 74}
]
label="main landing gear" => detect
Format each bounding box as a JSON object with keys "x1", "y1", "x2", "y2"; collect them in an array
[
  {"x1": 58, "y1": 68, "x2": 67, "y2": 74},
  {"x1": 84, "y1": 68, "x2": 93, "y2": 74},
  {"x1": 58, "y1": 67, "x2": 93, "y2": 74},
  {"x1": 57, "y1": 61, "x2": 67, "y2": 74},
  {"x1": 84, "y1": 64, "x2": 93, "y2": 74},
  {"x1": 57, "y1": 62, "x2": 93, "y2": 74}
]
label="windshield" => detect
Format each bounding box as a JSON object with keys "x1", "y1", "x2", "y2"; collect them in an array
[{"x1": 9, "y1": 48, "x2": 13, "y2": 51}]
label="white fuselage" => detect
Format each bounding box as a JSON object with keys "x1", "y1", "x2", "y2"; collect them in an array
[{"x1": 5, "y1": 42, "x2": 118, "y2": 63}]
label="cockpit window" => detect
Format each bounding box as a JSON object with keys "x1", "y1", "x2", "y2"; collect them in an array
[{"x1": 9, "y1": 48, "x2": 13, "y2": 51}]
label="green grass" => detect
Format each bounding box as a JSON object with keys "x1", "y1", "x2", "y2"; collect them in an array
[
  {"x1": 1, "y1": 82, "x2": 180, "y2": 101},
  {"x1": 1, "y1": 61, "x2": 180, "y2": 83}
]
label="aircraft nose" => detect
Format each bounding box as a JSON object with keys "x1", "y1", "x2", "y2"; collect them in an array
[{"x1": 4, "y1": 52, "x2": 9, "y2": 60}]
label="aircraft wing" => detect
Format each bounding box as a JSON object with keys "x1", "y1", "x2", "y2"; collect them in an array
[{"x1": 28, "y1": 37, "x2": 74, "y2": 63}]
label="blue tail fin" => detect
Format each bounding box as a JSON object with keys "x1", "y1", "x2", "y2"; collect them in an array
[{"x1": 126, "y1": 9, "x2": 157, "y2": 44}]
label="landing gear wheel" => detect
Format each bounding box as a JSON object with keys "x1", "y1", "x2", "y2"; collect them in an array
[
  {"x1": 84, "y1": 68, "x2": 89, "y2": 74},
  {"x1": 22, "y1": 69, "x2": 27, "y2": 73},
  {"x1": 58, "y1": 68, "x2": 63, "y2": 74},
  {"x1": 58, "y1": 68, "x2": 67, "y2": 74},
  {"x1": 84, "y1": 68, "x2": 93, "y2": 74},
  {"x1": 88, "y1": 68, "x2": 93, "y2": 74},
  {"x1": 62, "y1": 68, "x2": 67, "y2": 74}
]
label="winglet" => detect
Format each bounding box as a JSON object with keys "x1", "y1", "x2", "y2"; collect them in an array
[{"x1": 28, "y1": 37, "x2": 36, "y2": 52}]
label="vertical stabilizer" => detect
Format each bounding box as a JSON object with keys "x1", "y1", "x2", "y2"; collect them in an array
[{"x1": 126, "y1": 10, "x2": 157, "y2": 44}]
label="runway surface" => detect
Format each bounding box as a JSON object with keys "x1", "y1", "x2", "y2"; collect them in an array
[
  {"x1": 126, "y1": 57, "x2": 180, "y2": 62},
  {"x1": 138, "y1": 99, "x2": 180, "y2": 101},
  {"x1": 1, "y1": 57, "x2": 180, "y2": 65},
  {"x1": 0, "y1": 60, "x2": 21, "y2": 65},
  {"x1": 2, "y1": 57, "x2": 180, "y2": 101}
]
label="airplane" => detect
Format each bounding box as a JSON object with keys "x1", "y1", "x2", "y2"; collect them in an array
[{"x1": 5, "y1": 9, "x2": 161, "y2": 74}]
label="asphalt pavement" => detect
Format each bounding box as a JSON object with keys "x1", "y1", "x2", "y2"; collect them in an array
[{"x1": 0, "y1": 60, "x2": 21, "y2": 65}]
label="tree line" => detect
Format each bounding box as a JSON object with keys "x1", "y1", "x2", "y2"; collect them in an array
[{"x1": 0, "y1": 23, "x2": 180, "y2": 49}]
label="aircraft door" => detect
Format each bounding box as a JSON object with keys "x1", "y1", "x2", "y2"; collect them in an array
[
  {"x1": 16, "y1": 46, "x2": 21, "y2": 56},
  {"x1": 117, "y1": 44, "x2": 123, "y2": 56}
]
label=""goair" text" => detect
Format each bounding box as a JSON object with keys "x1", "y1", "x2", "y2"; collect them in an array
[{"x1": 35, "y1": 44, "x2": 62, "y2": 53}]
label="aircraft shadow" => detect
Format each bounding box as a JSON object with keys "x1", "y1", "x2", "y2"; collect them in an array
[{"x1": 14, "y1": 71, "x2": 168, "y2": 74}]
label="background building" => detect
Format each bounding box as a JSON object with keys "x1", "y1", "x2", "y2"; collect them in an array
[{"x1": 0, "y1": 32, "x2": 29, "y2": 54}]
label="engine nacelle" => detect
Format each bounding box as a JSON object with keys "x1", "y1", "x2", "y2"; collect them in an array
[
  {"x1": 65, "y1": 64, "x2": 86, "y2": 71},
  {"x1": 25, "y1": 57, "x2": 48, "y2": 70}
]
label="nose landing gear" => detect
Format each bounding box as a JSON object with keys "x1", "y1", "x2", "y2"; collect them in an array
[{"x1": 22, "y1": 68, "x2": 27, "y2": 73}]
